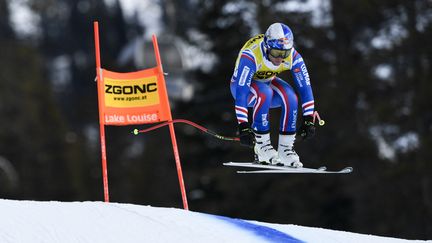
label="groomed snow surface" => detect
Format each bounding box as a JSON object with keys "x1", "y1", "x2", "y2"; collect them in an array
[{"x1": 0, "y1": 199, "x2": 429, "y2": 243}]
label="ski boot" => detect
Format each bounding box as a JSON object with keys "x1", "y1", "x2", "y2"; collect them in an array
[
  {"x1": 254, "y1": 132, "x2": 282, "y2": 165},
  {"x1": 278, "y1": 134, "x2": 303, "y2": 168}
]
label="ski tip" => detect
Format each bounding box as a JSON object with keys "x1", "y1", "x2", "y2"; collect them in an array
[{"x1": 342, "y1": 167, "x2": 354, "y2": 173}]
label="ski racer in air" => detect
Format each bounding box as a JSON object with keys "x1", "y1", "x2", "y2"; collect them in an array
[{"x1": 230, "y1": 23, "x2": 317, "y2": 168}]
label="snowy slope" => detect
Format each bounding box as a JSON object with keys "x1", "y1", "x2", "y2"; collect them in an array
[{"x1": 0, "y1": 199, "x2": 429, "y2": 243}]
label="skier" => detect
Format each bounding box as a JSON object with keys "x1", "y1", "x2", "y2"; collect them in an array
[{"x1": 230, "y1": 23, "x2": 317, "y2": 168}]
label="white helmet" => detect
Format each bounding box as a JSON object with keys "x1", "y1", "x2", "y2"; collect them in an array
[{"x1": 264, "y1": 23, "x2": 294, "y2": 58}]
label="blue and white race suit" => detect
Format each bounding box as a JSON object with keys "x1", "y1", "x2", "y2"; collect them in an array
[{"x1": 230, "y1": 34, "x2": 314, "y2": 134}]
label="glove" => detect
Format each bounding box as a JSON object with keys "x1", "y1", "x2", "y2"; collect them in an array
[
  {"x1": 298, "y1": 115, "x2": 316, "y2": 140},
  {"x1": 238, "y1": 122, "x2": 255, "y2": 148}
]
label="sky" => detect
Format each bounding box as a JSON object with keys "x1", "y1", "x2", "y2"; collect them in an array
[{"x1": 0, "y1": 199, "x2": 429, "y2": 243}]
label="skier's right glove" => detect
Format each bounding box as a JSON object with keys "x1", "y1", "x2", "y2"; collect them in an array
[{"x1": 238, "y1": 122, "x2": 255, "y2": 148}]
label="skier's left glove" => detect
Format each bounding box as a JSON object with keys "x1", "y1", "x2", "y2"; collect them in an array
[
  {"x1": 298, "y1": 115, "x2": 316, "y2": 140},
  {"x1": 238, "y1": 122, "x2": 255, "y2": 148}
]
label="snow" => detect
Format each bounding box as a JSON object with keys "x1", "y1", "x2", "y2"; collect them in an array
[{"x1": 0, "y1": 199, "x2": 429, "y2": 243}]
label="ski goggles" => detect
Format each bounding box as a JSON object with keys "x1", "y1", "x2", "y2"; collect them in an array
[{"x1": 268, "y1": 48, "x2": 291, "y2": 59}]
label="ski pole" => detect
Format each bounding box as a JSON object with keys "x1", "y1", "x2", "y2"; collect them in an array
[
  {"x1": 313, "y1": 111, "x2": 325, "y2": 126},
  {"x1": 132, "y1": 119, "x2": 240, "y2": 142}
]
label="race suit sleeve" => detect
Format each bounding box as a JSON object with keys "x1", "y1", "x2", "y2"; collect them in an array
[
  {"x1": 290, "y1": 49, "x2": 315, "y2": 116},
  {"x1": 233, "y1": 51, "x2": 256, "y2": 124}
]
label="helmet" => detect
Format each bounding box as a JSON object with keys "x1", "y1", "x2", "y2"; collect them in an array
[{"x1": 264, "y1": 23, "x2": 294, "y2": 58}]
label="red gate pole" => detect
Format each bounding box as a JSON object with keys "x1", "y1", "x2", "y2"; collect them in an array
[
  {"x1": 152, "y1": 35, "x2": 189, "y2": 210},
  {"x1": 93, "y1": 21, "x2": 110, "y2": 203}
]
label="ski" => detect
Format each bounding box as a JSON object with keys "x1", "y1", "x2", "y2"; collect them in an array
[
  {"x1": 223, "y1": 162, "x2": 327, "y2": 172},
  {"x1": 237, "y1": 167, "x2": 353, "y2": 174},
  {"x1": 223, "y1": 162, "x2": 353, "y2": 174}
]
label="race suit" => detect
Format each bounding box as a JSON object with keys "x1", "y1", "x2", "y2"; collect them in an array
[{"x1": 230, "y1": 34, "x2": 314, "y2": 134}]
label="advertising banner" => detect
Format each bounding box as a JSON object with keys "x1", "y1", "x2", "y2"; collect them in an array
[{"x1": 99, "y1": 68, "x2": 171, "y2": 126}]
